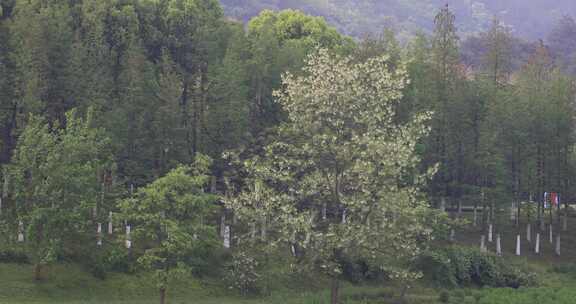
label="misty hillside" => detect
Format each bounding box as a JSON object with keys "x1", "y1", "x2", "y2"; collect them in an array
[{"x1": 221, "y1": 0, "x2": 575, "y2": 40}]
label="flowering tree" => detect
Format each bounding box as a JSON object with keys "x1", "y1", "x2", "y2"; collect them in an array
[{"x1": 227, "y1": 49, "x2": 435, "y2": 303}]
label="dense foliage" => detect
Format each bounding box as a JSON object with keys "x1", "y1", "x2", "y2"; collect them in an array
[
  {"x1": 7, "y1": 108, "x2": 113, "y2": 280},
  {"x1": 0, "y1": 0, "x2": 575, "y2": 303},
  {"x1": 418, "y1": 246, "x2": 537, "y2": 288}
]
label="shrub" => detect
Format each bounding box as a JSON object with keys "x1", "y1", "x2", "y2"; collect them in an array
[
  {"x1": 186, "y1": 238, "x2": 226, "y2": 278},
  {"x1": 417, "y1": 246, "x2": 537, "y2": 288},
  {"x1": 438, "y1": 290, "x2": 450, "y2": 303},
  {"x1": 340, "y1": 257, "x2": 375, "y2": 284},
  {"x1": 224, "y1": 250, "x2": 262, "y2": 296},
  {"x1": 82, "y1": 245, "x2": 133, "y2": 279},
  {"x1": 0, "y1": 247, "x2": 29, "y2": 264}
]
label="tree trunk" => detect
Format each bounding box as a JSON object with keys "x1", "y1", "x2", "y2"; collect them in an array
[
  {"x1": 34, "y1": 263, "x2": 43, "y2": 281},
  {"x1": 0, "y1": 103, "x2": 17, "y2": 164},
  {"x1": 516, "y1": 200, "x2": 521, "y2": 227},
  {"x1": 473, "y1": 202, "x2": 477, "y2": 227},
  {"x1": 330, "y1": 277, "x2": 340, "y2": 304},
  {"x1": 537, "y1": 147, "x2": 543, "y2": 231},
  {"x1": 400, "y1": 284, "x2": 409, "y2": 302},
  {"x1": 159, "y1": 287, "x2": 167, "y2": 304}
]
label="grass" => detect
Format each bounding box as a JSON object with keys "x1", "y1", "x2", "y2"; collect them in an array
[
  {"x1": 0, "y1": 259, "x2": 574, "y2": 304},
  {"x1": 0, "y1": 262, "x2": 443, "y2": 304}
]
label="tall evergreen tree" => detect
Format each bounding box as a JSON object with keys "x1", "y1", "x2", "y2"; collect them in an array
[{"x1": 427, "y1": 4, "x2": 460, "y2": 208}]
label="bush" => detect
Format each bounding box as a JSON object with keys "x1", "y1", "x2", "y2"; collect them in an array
[
  {"x1": 416, "y1": 246, "x2": 537, "y2": 288},
  {"x1": 438, "y1": 290, "x2": 451, "y2": 303},
  {"x1": 0, "y1": 247, "x2": 29, "y2": 264},
  {"x1": 340, "y1": 257, "x2": 377, "y2": 284},
  {"x1": 224, "y1": 250, "x2": 262, "y2": 296},
  {"x1": 186, "y1": 238, "x2": 226, "y2": 278},
  {"x1": 82, "y1": 246, "x2": 133, "y2": 279}
]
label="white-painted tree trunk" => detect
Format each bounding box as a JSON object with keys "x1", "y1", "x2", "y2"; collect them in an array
[
  {"x1": 440, "y1": 197, "x2": 446, "y2": 212},
  {"x1": 97, "y1": 223, "x2": 102, "y2": 246},
  {"x1": 17, "y1": 220, "x2": 24, "y2": 242},
  {"x1": 488, "y1": 224, "x2": 493, "y2": 242},
  {"x1": 535, "y1": 233, "x2": 540, "y2": 254},
  {"x1": 496, "y1": 234, "x2": 502, "y2": 256},
  {"x1": 473, "y1": 208, "x2": 477, "y2": 227},
  {"x1": 250, "y1": 222, "x2": 256, "y2": 240},
  {"x1": 449, "y1": 229, "x2": 455, "y2": 242},
  {"x1": 555, "y1": 235, "x2": 561, "y2": 256},
  {"x1": 480, "y1": 235, "x2": 487, "y2": 253},
  {"x1": 527, "y1": 224, "x2": 531, "y2": 242},
  {"x1": 108, "y1": 212, "x2": 113, "y2": 235},
  {"x1": 220, "y1": 214, "x2": 226, "y2": 238},
  {"x1": 126, "y1": 225, "x2": 131, "y2": 249},
  {"x1": 515, "y1": 235, "x2": 521, "y2": 256},
  {"x1": 341, "y1": 209, "x2": 347, "y2": 224},
  {"x1": 223, "y1": 225, "x2": 231, "y2": 249},
  {"x1": 322, "y1": 203, "x2": 327, "y2": 220},
  {"x1": 261, "y1": 217, "x2": 267, "y2": 241}
]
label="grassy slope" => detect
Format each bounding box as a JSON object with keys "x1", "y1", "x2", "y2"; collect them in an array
[{"x1": 0, "y1": 215, "x2": 575, "y2": 304}]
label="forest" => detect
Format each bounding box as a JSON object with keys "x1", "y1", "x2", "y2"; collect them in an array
[{"x1": 0, "y1": 0, "x2": 576, "y2": 304}]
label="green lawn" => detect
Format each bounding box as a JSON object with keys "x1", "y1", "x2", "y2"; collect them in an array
[{"x1": 0, "y1": 262, "x2": 440, "y2": 304}]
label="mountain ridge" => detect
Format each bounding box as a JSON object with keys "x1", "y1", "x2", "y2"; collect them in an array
[{"x1": 220, "y1": 0, "x2": 575, "y2": 41}]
